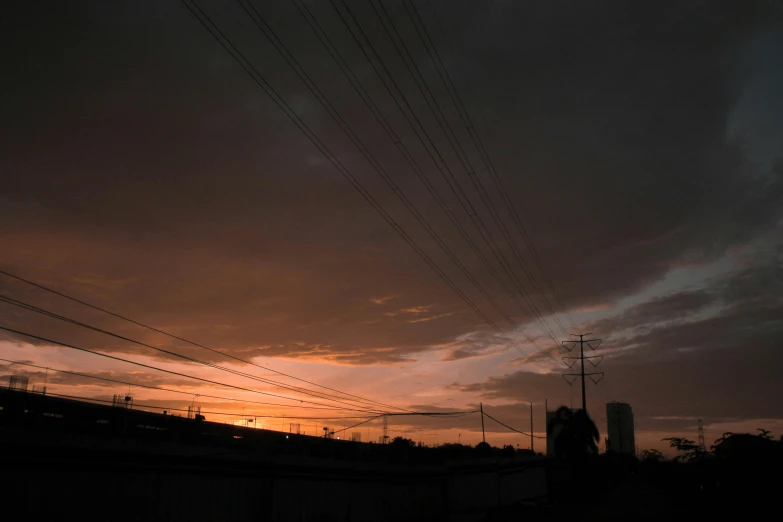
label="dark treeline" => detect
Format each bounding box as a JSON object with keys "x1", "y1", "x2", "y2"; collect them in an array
[{"x1": 498, "y1": 405, "x2": 783, "y2": 521}]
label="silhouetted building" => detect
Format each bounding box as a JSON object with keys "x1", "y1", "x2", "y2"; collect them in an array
[
  {"x1": 8, "y1": 375, "x2": 29, "y2": 391},
  {"x1": 112, "y1": 393, "x2": 133, "y2": 410},
  {"x1": 187, "y1": 404, "x2": 201, "y2": 419},
  {"x1": 606, "y1": 402, "x2": 635, "y2": 455}
]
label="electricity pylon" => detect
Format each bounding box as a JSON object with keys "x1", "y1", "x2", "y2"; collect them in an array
[{"x1": 562, "y1": 333, "x2": 603, "y2": 412}]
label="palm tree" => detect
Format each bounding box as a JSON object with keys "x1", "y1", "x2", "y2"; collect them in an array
[{"x1": 547, "y1": 406, "x2": 600, "y2": 460}]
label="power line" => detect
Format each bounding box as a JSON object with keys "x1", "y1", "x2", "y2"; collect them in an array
[
  {"x1": 329, "y1": 0, "x2": 563, "y2": 357},
  {"x1": 0, "y1": 325, "x2": 382, "y2": 413},
  {"x1": 234, "y1": 0, "x2": 548, "y2": 366},
  {"x1": 403, "y1": 0, "x2": 576, "y2": 334},
  {"x1": 481, "y1": 408, "x2": 546, "y2": 439},
  {"x1": 0, "y1": 269, "x2": 409, "y2": 413},
  {"x1": 291, "y1": 0, "x2": 555, "y2": 361},
  {"x1": 1, "y1": 356, "x2": 479, "y2": 419},
  {"x1": 0, "y1": 358, "x2": 375, "y2": 412},
  {"x1": 423, "y1": 0, "x2": 577, "y2": 333},
  {"x1": 28, "y1": 391, "x2": 374, "y2": 421},
  {"x1": 366, "y1": 0, "x2": 563, "y2": 346},
  {"x1": 332, "y1": 409, "x2": 479, "y2": 437},
  {"x1": 0, "y1": 293, "x2": 373, "y2": 409},
  {"x1": 10, "y1": 386, "x2": 478, "y2": 446},
  {"x1": 334, "y1": 415, "x2": 383, "y2": 436},
  {"x1": 177, "y1": 0, "x2": 552, "y2": 370},
  {"x1": 1, "y1": 361, "x2": 477, "y2": 431},
  {"x1": 326, "y1": 0, "x2": 563, "y2": 362},
  {"x1": 0, "y1": 294, "x2": 384, "y2": 413},
  {"x1": 334, "y1": 0, "x2": 560, "y2": 346},
  {"x1": 383, "y1": 411, "x2": 478, "y2": 418}
]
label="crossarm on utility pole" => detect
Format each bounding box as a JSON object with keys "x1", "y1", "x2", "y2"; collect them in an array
[{"x1": 561, "y1": 333, "x2": 603, "y2": 412}]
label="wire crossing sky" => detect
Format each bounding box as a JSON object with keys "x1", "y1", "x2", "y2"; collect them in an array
[{"x1": 1, "y1": 0, "x2": 782, "y2": 453}]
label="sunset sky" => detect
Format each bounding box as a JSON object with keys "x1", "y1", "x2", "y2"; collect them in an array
[{"x1": 2, "y1": 0, "x2": 782, "y2": 454}]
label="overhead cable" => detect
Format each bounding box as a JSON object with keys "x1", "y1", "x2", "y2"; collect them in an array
[
  {"x1": 0, "y1": 294, "x2": 384, "y2": 413},
  {"x1": 0, "y1": 269, "x2": 408, "y2": 412},
  {"x1": 177, "y1": 0, "x2": 551, "y2": 370},
  {"x1": 0, "y1": 325, "x2": 382, "y2": 414},
  {"x1": 235, "y1": 0, "x2": 548, "y2": 366}
]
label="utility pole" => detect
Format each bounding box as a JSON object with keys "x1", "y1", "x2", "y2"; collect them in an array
[
  {"x1": 480, "y1": 403, "x2": 486, "y2": 443},
  {"x1": 529, "y1": 401, "x2": 534, "y2": 451},
  {"x1": 562, "y1": 333, "x2": 603, "y2": 412}
]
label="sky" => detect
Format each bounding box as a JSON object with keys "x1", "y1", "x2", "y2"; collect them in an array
[{"x1": 1, "y1": 0, "x2": 782, "y2": 454}]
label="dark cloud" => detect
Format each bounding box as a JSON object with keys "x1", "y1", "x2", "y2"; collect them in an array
[
  {"x1": 437, "y1": 0, "x2": 783, "y2": 307},
  {"x1": 454, "y1": 247, "x2": 783, "y2": 436},
  {"x1": 453, "y1": 371, "x2": 565, "y2": 403},
  {"x1": 1, "y1": 0, "x2": 782, "y2": 380},
  {"x1": 716, "y1": 241, "x2": 783, "y2": 302},
  {"x1": 624, "y1": 298, "x2": 783, "y2": 355}
]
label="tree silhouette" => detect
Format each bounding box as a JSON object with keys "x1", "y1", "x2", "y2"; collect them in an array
[
  {"x1": 640, "y1": 448, "x2": 664, "y2": 462},
  {"x1": 475, "y1": 441, "x2": 492, "y2": 457},
  {"x1": 547, "y1": 406, "x2": 599, "y2": 461},
  {"x1": 756, "y1": 428, "x2": 772, "y2": 440},
  {"x1": 390, "y1": 436, "x2": 416, "y2": 449},
  {"x1": 711, "y1": 431, "x2": 734, "y2": 449},
  {"x1": 662, "y1": 437, "x2": 702, "y2": 461},
  {"x1": 712, "y1": 430, "x2": 777, "y2": 459}
]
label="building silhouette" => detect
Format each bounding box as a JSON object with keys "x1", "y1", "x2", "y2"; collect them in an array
[
  {"x1": 606, "y1": 402, "x2": 635, "y2": 455},
  {"x1": 0, "y1": 387, "x2": 549, "y2": 521},
  {"x1": 8, "y1": 375, "x2": 29, "y2": 391}
]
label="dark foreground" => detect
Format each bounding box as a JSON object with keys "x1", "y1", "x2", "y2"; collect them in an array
[
  {"x1": 2, "y1": 389, "x2": 780, "y2": 520},
  {"x1": 484, "y1": 451, "x2": 782, "y2": 521}
]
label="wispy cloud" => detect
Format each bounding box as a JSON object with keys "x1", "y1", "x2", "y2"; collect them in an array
[
  {"x1": 407, "y1": 312, "x2": 454, "y2": 324},
  {"x1": 384, "y1": 305, "x2": 431, "y2": 317}
]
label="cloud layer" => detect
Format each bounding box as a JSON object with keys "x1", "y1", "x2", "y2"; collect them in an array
[{"x1": 2, "y1": 0, "x2": 782, "y2": 448}]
